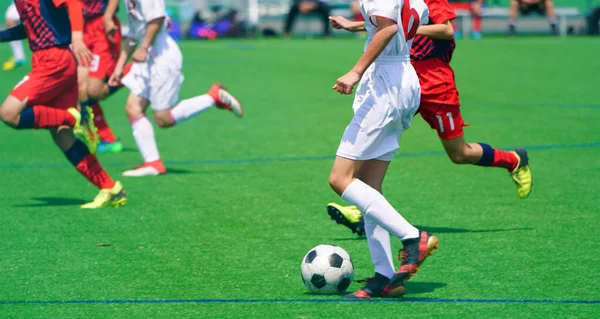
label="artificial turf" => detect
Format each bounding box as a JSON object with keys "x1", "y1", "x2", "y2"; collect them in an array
[{"x1": 0, "y1": 37, "x2": 598, "y2": 318}]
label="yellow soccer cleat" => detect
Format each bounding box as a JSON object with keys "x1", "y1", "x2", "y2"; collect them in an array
[
  {"x1": 81, "y1": 181, "x2": 127, "y2": 209},
  {"x1": 327, "y1": 203, "x2": 365, "y2": 236},
  {"x1": 510, "y1": 148, "x2": 532, "y2": 199},
  {"x1": 2, "y1": 57, "x2": 26, "y2": 71},
  {"x1": 68, "y1": 107, "x2": 99, "y2": 155}
]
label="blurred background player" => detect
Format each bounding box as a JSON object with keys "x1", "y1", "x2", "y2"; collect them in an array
[
  {"x1": 79, "y1": 0, "x2": 123, "y2": 154},
  {"x1": 328, "y1": 0, "x2": 437, "y2": 298},
  {"x1": 449, "y1": 0, "x2": 484, "y2": 39},
  {"x1": 326, "y1": 0, "x2": 533, "y2": 236},
  {"x1": 0, "y1": 0, "x2": 125, "y2": 208},
  {"x1": 509, "y1": 0, "x2": 558, "y2": 35},
  {"x1": 110, "y1": 0, "x2": 244, "y2": 177},
  {"x1": 283, "y1": 0, "x2": 331, "y2": 38},
  {"x1": 2, "y1": 3, "x2": 26, "y2": 71}
]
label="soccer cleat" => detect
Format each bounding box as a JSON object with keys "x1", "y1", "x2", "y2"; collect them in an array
[
  {"x1": 97, "y1": 140, "x2": 123, "y2": 154},
  {"x1": 387, "y1": 231, "x2": 438, "y2": 297},
  {"x1": 344, "y1": 273, "x2": 393, "y2": 299},
  {"x1": 208, "y1": 83, "x2": 244, "y2": 117},
  {"x1": 327, "y1": 203, "x2": 365, "y2": 236},
  {"x1": 122, "y1": 160, "x2": 166, "y2": 177},
  {"x1": 510, "y1": 148, "x2": 532, "y2": 199},
  {"x1": 2, "y1": 57, "x2": 26, "y2": 71},
  {"x1": 81, "y1": 181, "x2": 127, "y2": 209},
  {"x1": 471, "y1": 31, "x2": 482, "y2": 40},
  {"x1": 68, "y1": 107, "x2": 99, "y2": 155}
]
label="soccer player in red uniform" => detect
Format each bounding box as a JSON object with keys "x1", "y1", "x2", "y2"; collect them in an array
[
  {"x1": 0, "y1": 0, "x2": 126, "y2": 209},
  {"x1": 78, "y1": 0, "x2": 123, "y2": 154},
  {"x1": 327, "y1": 0, "x2": 533, "y2": 237}
]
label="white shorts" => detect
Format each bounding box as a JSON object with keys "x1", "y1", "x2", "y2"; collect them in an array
[
  {"x1": 5, "y1": 4, "x2": 19, "y2": 21},
  {"x1": 336, "y1": 58, "x2": 421, "y2": 162},
  {"x1": 122, "y1": 36, "x2": 184, "y2": 111}
]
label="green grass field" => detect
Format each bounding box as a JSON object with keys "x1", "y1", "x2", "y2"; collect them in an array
[{"x1": 0, "y1": 37, "x2": 599, "y2": 318}]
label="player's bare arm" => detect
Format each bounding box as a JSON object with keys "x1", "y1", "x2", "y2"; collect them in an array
[
  {"x1": 333, "y1": 16, "x2": 398, "y2": 95},
  {"x1": 132, "y1": 17, "x2": 165, "y2": 63},
  {"x1": 109, "y1": 38, "x2": 137, "y2": 87},
  {"x1": 103, "y1": 0, "x2": 120, "y2": 42},
  {"x1": 65, "y1": 0, "x2": 92, "y2": 66},
  {"x1": 329, "y1": 16, "x2": 366, "y2": 32},
  {"x1": 416, "y1": 20, "x2": 454, "y2": 40},
  {"x1": 0, "y1": 24, "x2": 26, "y2": 42}
]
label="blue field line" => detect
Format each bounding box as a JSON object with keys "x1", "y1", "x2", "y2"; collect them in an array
[
  {"x1": 0, "y1": 298, "x2": 598, "y2": 306},
  {"x1": 0, "y1": 141, "x2": 598, "y2": 170}
]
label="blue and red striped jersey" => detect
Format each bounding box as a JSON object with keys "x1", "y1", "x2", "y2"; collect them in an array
[
  {"x1": 14, "y1": 0, "x2": 72, "y2": 51},
  {"x1": 83, "y1": 0, "x2": 108, "y2": 19},
  {"x1": 410, "y1": 0, "x2": 457, "y2": 63}
]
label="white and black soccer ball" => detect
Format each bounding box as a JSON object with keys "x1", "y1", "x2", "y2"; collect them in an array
[{"x1": 301, "y1": 244, "x2": 354, "y2": 294}]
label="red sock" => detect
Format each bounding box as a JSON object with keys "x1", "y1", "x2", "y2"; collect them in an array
[
  {"x1": 90, "y1": 102, "x2": 118, "y2": 143},
  {"x1": 76, "y1": 154, "x2": 116, "y2": 189},
  {"x1": 473, "y1": 16, "x2": 482, "y2": 33},
  {"x1": 23, "y1": 106, "x2": 76, "y2": 128},
  {"x1": 491, "y1": 149, "x2": 519, "y2": 172}
]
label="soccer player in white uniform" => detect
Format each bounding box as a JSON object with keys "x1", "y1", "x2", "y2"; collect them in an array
[
  {"x1": 3, "y1": 3, "x2": 26, "y2": 71},
  {"x1": 328, "y1": 0, "x2": 439, "y2": 298},
  {"x1": 109, "y1": 0, "x2": 243, "y2": 177}
]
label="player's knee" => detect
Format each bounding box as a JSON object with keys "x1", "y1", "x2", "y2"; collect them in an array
[
  {"x1": 125, "y1": 102, "x2": 143, "y2": 121},
  {"x1": 328, "y1": 172, "x2": 350, "y2": 195},
  {"x1": 0, "y1": 107, "x2": 19, "y2": 127},
  {"x1": 447, "y1": 150, "x2": 468, "y2": 165},
  {"x1": 87, "y1": 82, "x2": 107, "y2": 100},
  {"x1": 154, "y1": 112, "x2": 174, "y2": 128}
]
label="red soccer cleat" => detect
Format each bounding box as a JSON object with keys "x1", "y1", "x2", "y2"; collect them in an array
[
  {"x1": 386, "y1": 231, "x2": 439, "y2": 297},
  {"x1": 122, "y1": 160, "x2": 166, "y2": 177},
  {"x1": 208, "y1": 83, "x2": 244, "y2": 117},
  {"x1": 344, "y1": 273, "x2": 395, "y2": 299}
]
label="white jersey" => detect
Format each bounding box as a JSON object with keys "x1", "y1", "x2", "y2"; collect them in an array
[
  {"x1": 121, "y1": 0, "x2": 184, "y2": 109},
  {"x1": 360, "y1": 0, "x2": 429, "y2": 60},
  {"x1": 5, "y1": 3, "x2": 20, "y2": 21}
]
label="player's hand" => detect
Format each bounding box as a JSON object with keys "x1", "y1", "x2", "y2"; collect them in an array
[
  {"x1": 71, "y1": 32, "x2": 93, "y2": 67},
  {"x1": 329, "y1": 16, "x2": 354, "y2": 31},
  {"x1": 132, "y1": 47, "x2": 148, "y2": 63},
  {"x1": 332, "y1": 70, "x2": 361, "y2": 95},
  {"x1": 104, "y1": 15, "x2": 118, "y2": 43},
  {"x1": 108, "y1": 66, "x2": 123, "y2": 87}
]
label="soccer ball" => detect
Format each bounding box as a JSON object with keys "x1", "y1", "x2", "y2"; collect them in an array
[{"x1": 301, "y1": 244, "x2": 354, "y2": 294}]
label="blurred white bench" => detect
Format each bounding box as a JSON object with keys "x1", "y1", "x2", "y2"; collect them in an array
[{"x1": 455, "y1": 7, "x2": 582, "y2": 37}]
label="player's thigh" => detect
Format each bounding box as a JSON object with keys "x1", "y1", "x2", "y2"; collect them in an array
[
  {"x1": 149, "y1": 68, "x2": 183, "y2": 111},
  {"x1": 77, "y1": 66, "x2": 90, "y2": 99},
  {"x1": 125, "y1": 92, "x2": 150, "y2": 120},
  {"x1": 419, "y1": 102, "x2": 464, "y2": 140},
  {"x1": 356, "y1": 159, "x2": 391, "y2": 193},
  {"x1": 87, "y1": 77, "x2": 108, "y2": 100},
  {"x1": 5, "y1": 4, "x2": 19, "y2": 25}
]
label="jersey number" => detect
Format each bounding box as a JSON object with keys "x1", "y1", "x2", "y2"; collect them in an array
[{"x1": 401, "y1": 0, "x2": 420, "y2": 42}]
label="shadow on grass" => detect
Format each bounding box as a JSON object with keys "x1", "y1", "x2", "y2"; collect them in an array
[
  {"x1": 302, "y1": 281, "x2": 446, "y2": 297},
  {"x1": 415, "y1": 225, "x2": 534, "y2": 234},
  {"x1": 14, "y1": 197, "x2": 87, "y2": 207}
]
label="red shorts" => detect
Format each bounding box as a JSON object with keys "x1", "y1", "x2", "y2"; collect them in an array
[
  {"x1": 10, "y1": 47, "x2": 78, "y2": 109},
  {"x1": 84, "y1": 16, "x2": 122, "y2": 80},
  {"x1": 414, "y1": 58, "x2": 464, "y2": 140}
]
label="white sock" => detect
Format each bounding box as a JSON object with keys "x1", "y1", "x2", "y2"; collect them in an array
[
  {"x1": 170, "y1": 94, "x2": 215, "y2": 124},
  {"x1": 365, "y1": 219, "x2": 395, "y2": 279},
  {"x1": 341, "y1": 179, "x2": 419, "y2": 241},
  {"x1": 131, "y1": 116, "x2": 160, "y2": 163},
  {"x1": 10, "y1": 41, "x2": 25, "y2": 60}
]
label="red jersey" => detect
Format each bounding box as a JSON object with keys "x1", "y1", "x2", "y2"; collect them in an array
[
  {"x1": 410, "y1": 0, "x2": 457, "y2": 63},
  {"x1": 83, "y1": 0, "x2": 108, "y2": 19},
  {"x1": 14, "y1": 0, "x2": 72, "y2": 51}
]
